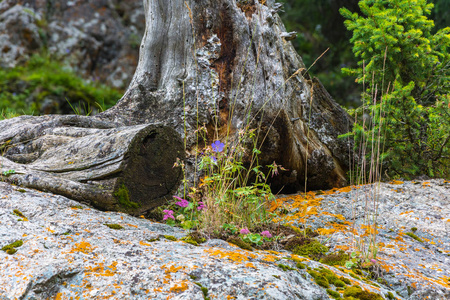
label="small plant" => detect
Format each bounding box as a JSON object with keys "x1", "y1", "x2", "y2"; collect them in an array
[
  {"x1": 104, "y1": 224, "x2": 123, "y2": 230},
  {"x1": 2, "y1": 169, "x2": 15, "y2": 176}
]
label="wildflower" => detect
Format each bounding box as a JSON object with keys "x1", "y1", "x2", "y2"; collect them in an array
[
  {"x1": 370, "y1": 259, "x2": 377, "y2": 264},
  {"x1": 240, "y1": 228, "x2": 250, "y2": 235},
  {"x1": 197, "y1": 201, "x2": 206, "y2": 211},
  {"x1": 261, "y1": 231, "x2": 272, "y2": 238},
  {"x1": 211, "y1": 140, "x2": 225, "y2": 153},
  {"x1": 176, "y1": 214, "x2": 185, "y2": 222},
  {"x1": 173, "y1": 196, "x2": 189, "y2": 207},
  {"x1": 163, "y1": 210, "x2": 175, "y2": 220},
  {"x1": 210, "y1": 156, "x2": 217, "y2": 163}
]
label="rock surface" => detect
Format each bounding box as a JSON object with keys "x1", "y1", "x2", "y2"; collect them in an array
[
  {"x1": 1, "y1": 179, "x2": 449, "y2": 299},
  {"x1": 0, "y1": 0, "x2": 144, "y2": 89}
]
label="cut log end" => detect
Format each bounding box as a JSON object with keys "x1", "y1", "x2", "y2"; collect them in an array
[{"x1": 115, "y1": 125, "x2": 184, "y2": 215}]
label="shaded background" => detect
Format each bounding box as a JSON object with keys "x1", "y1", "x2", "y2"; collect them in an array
[{"x1": 0, "y1": 0, "x2": 448, "y2": 115}]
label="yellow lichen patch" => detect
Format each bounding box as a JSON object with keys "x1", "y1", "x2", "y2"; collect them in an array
[
  {"x1": 169, "y1": 280, "x2": 189, "y2": 293},
  {"x1": 269, "y1": 198, "x2": 284, "y2": 212},
  {"x1": 422, "y1": 181, "x2": 431, "y2": 187},
  {"x1": 46, "y1": 227, "x2": 55, "y2": 233},
  {"x1": 245, "y1": 262, "x2": 257, "y2": 269},
  {"x1": 321, "y1": 211, "x2": 346, "y2": 221},
  {"x1": 85, "y1": 261, "x2": 117, "y2": 277},
  {"x1": 205, "y1": 249, "x2": 250, "y2": 263},
  {"x1": 126, "y1": 224, "x2": 138, "y2": 228},
  {"x1": 164, "y1": 264, "x2": 183, "y2": 274},
  {"x1": 70, "y1": 240, "x2": 96, "y2": 254},
  {"x1": 400, "y1": 210, "x2": 414, "y2": 216},
  {"x1": 290, "y1": 254, "x2": 307, "y2": 262},
  {"x1": 261, "y1": 254, "x2": 277, "y2": 262},
  {"x1": 139, "y1": 241, "x2": 152, "y2": 247},
  {"x1": 390, "y1": 180, "x2": 404, "y2": 185},
  {"x1": 360, "y1": 224, "x2": 379, "y2": 237}
]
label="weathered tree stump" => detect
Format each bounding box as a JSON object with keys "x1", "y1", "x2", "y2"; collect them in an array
[
  {"x1": 1, "y1": 0, "x2": 353, "y2": 214},
  {"x1": 0, "y1": 115, "x2": 184, "y2": 215}
]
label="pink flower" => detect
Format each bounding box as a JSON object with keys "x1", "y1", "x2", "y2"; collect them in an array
[
  {"x1": 261, "y1": 231, "x2": 272, "y2": 238},
  {"x1": 240, "y1": 228, "x2": 250, "y2": 235},
  {"x1": 197, "y1": 201, "x2": 206, "y2": 211},
  {"x1": 163, "y1": 209, "x2": 175, "y2": 220},
  {"x1": 173, "y1": 196, "x2": 189, "y2": 207}
]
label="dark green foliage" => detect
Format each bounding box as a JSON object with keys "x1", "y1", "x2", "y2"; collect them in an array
[
  {"x1": 0, "y1": 53, "x2": 122, "y2": 117},
  {"x1": 386, "y1": 291, "x2": 395, "y2": 299},
  {"x1": 340, "y1": 0, "x2": 450, "y2": 179}
]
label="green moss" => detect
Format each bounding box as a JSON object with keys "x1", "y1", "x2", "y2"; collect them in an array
[
  {"x1": 13, "y1": 210, "x2": 26, "y2": 219},
  {"x1": 163, "y1": 235, "x2": 178, "y2": 241},
  {"x1": 201, "y1": 286, "x2": 208, "y2": 297},
  {"x1": 277, "y1": 264, "x2": 296, "y2": 271},
  {"x1": 104, "y1": 223, "x2": 123, "y2": 230},
  {"x1": 296, "y1": 262, "x2": 306, "y2": 269},
  {"x1": 227, "y1": 236, "x2": 253, "y2": 251},
  {"x1": 147, "y1": 237, "x2": 160, "y2": 242},
  {"x1": 189, "y1": 274, "x2": 198, "y2": 280},
  {"x1": 410, "y1": 227, "x2": 418, "y2": 232},
  {"x1": 114, "y1": 185, "x2": 140, "y2": 209},
  {"x1": 340, "y1": 276, "x2": 351, "y2": 285},
  {"x1": 386, "y1": 291, "x2": 395, "y2": 299},
  {"x1": 291, "y1": 239, "x2": 328, "y2": 257},
  {"x1": 321, "y1": 251, "x2": 350, "y2": 266},
  {"x1": 349, "y1": 272, "x2": 361, "y2": 280},
  {"x1": 1, "y1": 240, "x2": 23, "y2": 255},
  {"x1": 343, "y1": 286, "x2": 383, "y2": 300},
  {"x1": 406, "y1": 232, "x2": 423, "y2": 243},
  {"x1": 307, "y1": 270, "x2": 330, "y2": 288},
  {"x1": 327, "y1": 289, "x2": 342, "y2": 299},
  {"x1": 334, "y1": 280, "x2": 346, "y2": 287},
  {"x1": 17, "y1": 189, "x2": 26, "y2": 193},
  {"x1": 70, "y1": 205, "x2": 83, "y2": 209},
  {"x1": 181, "y1": 236, "x2": 200, "y2": 246}
]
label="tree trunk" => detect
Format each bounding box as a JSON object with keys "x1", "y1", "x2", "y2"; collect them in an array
[
  {"x1": 0, "y1": 0, "x2": 352, "y2": 213},
  {"x1": 99, "y1": 0, "x2": 352, "y2": 191}
]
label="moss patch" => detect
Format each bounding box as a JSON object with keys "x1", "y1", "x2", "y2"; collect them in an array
[
  {"x1": 287, "y1": 239, "x2": 328, "y2": 258},
  {"x1": 114, "y1": 184, "x2": 140, "y2": 210},
  {"x1": 163, "y1": 235, "x2": 178, "y2": 241},
  {"x1": 13, "y1": 209, "x2": 26, "y2": 219},
  {"x1": 1, "y1": 240, "x2": 23, "y2": 255},
  {"x1": 343, "y1": 286, "x2": 383, "y2": 300},
  {"x1": 104, "y1": 223, "x2": 123, "y2": 230},
  {"x1": 277, "y1": 264, "x2": 296, "y2": 271},
  {"x1": 406, "y1": 232, "x2": 423, "y2": 243},
  {"x1": 227, "y1": 236, "x2": 253, "y2": 251},
  {"x1": 327, "y1": 289, "x2": 342, "y2": 299},
  {"x1": 320, "y1": 251, "x2": 349, "y2": 266}
]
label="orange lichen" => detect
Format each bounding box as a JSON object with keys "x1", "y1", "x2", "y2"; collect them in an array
[
  {"x1": 70, "y1": 240, "x2": 96, "y2": 254},
  {"x1": 139, "y1": 241, "x2": 152, "y2": 247},
  {"x1": 205, "y1": 249, "x2": 250, "y2": 263},
  {"x1": 169, "y1": 281, "x2": 189, "y2": 293},
  {"x1": 245, "y1": 262, "x2": 257, "y2": 269},
  {"x1": 390, "y1": 180, "x2": 404, "y2": 185}
]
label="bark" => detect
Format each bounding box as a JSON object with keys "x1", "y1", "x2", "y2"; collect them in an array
[
  {"x1": 1, "y1": 0, "x2": 352, "y2": 213},
  {"x1": 0, "y1": 115, "x2": 184, "y2": 215}
]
